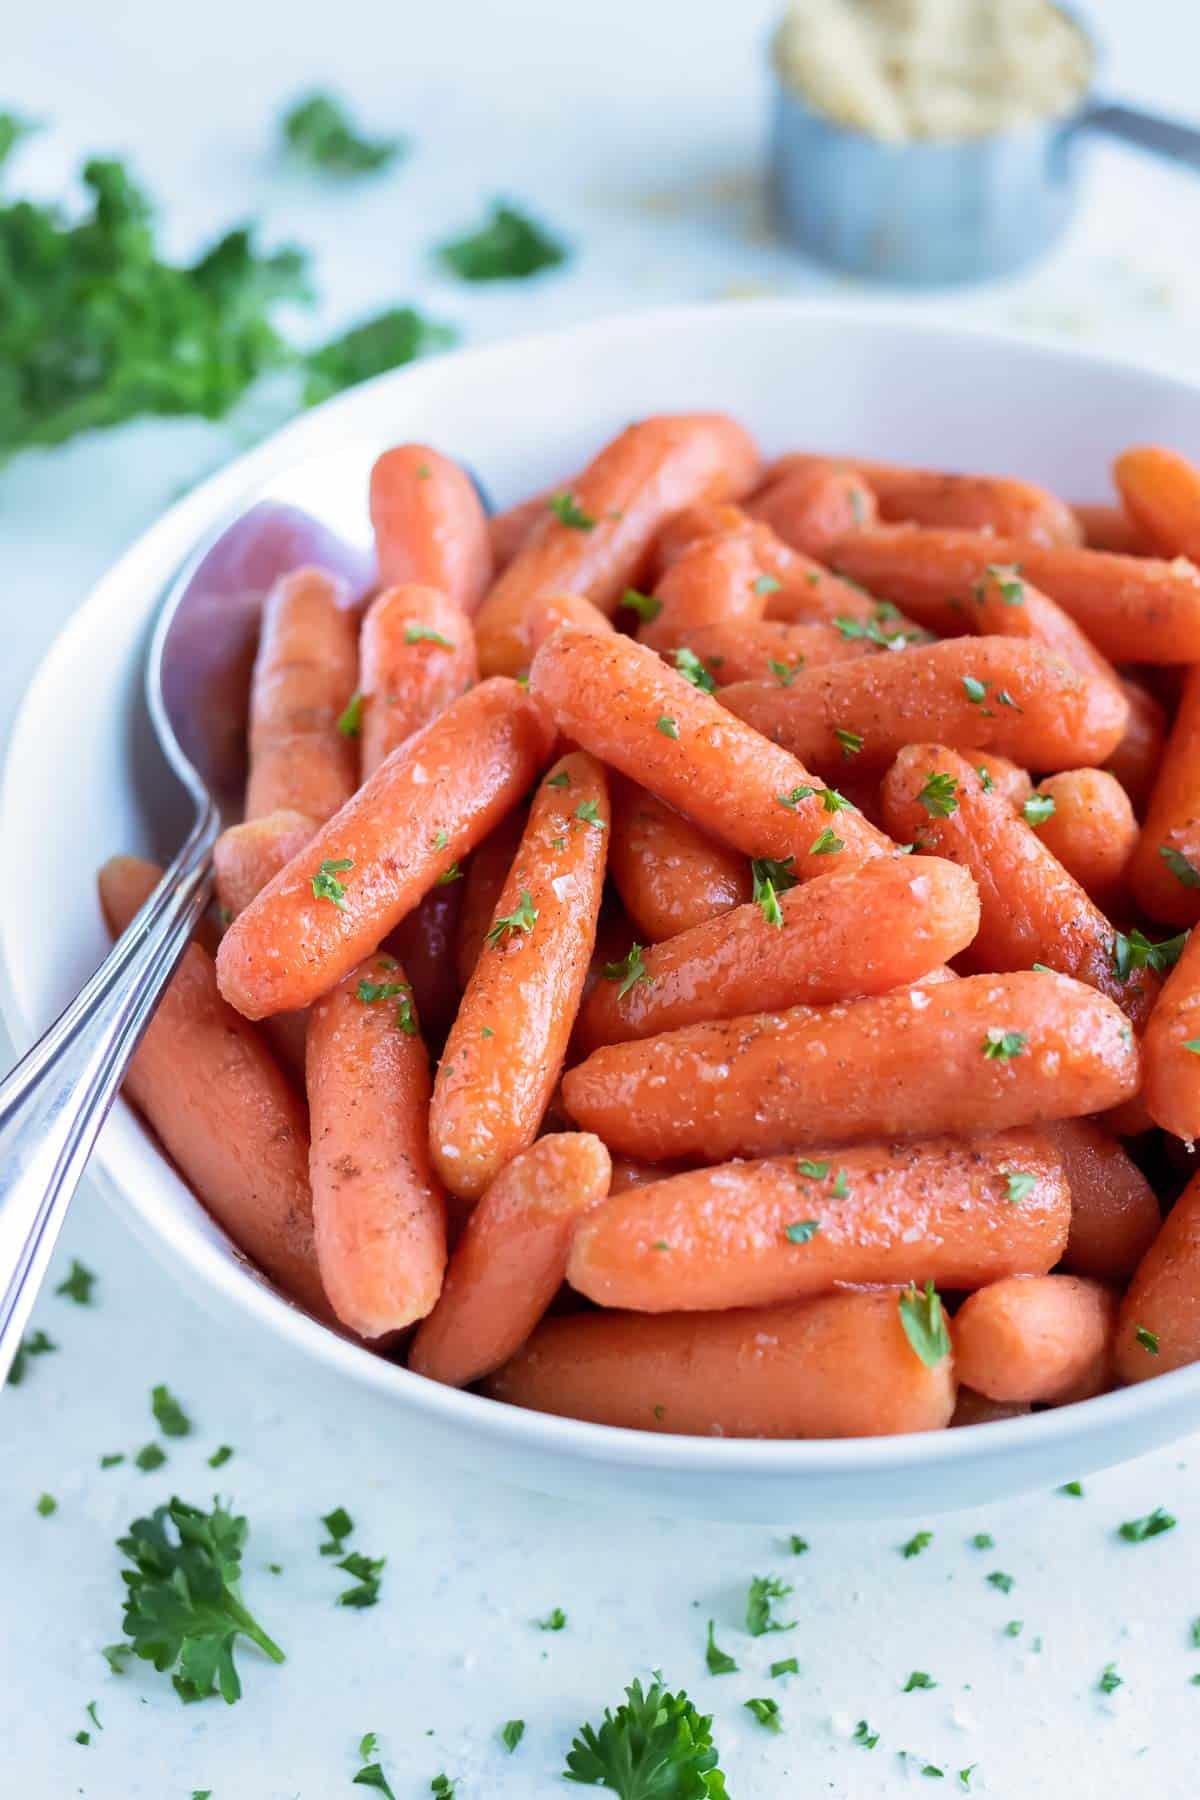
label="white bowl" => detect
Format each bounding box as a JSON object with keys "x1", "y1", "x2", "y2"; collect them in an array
[{"x1": 5, "y1": 300, "x2": 1200, "y2": 1522}]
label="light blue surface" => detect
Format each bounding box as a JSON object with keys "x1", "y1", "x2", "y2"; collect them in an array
[{"x1": 3, "y1": 2, "x2": 1200, "y2": 1794}]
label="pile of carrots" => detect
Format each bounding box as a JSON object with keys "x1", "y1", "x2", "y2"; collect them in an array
[{"x1": 99, "y1": 421, "x2": 1200, "y2": 1440}]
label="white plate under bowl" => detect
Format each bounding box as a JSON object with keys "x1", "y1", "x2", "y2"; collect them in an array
[{"x1": 5, "y1": 300, "x2": 1200, "y2": 1522}]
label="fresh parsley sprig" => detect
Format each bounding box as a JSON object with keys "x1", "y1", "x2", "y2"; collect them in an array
[{"x1": 563, "y1": 1674, "x2": 729, "y2": 1796}]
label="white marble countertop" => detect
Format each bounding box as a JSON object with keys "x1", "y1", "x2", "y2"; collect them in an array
[{"x1": 4, "y1": 2, "x2": 1200, "y2": 1794}]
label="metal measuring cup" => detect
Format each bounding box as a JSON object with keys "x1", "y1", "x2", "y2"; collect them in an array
[{"x1": 769, "y1": 7, "x2": 1200, "y2": 285}]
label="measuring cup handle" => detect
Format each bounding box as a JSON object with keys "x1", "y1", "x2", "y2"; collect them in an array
[{"x1": 1083, "y1": 100, "x2": 1200, "y2": 172}]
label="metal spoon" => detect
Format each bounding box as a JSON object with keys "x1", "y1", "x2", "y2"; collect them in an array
[{"x1": 0, "y1": 481, "x2": 372, "y2": 1382}]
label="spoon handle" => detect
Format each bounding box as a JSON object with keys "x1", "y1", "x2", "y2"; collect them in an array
[
  {"x1": 1084, "y1": 100, "x2": 1200, "y2": 173},
  {"x1": 0, "y1": 806, "x2": 218, "y2": 1381}
]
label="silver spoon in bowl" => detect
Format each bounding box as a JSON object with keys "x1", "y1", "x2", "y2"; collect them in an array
[{"x1": 0, "y1": 473, "x2": 373, "y2": 1382}]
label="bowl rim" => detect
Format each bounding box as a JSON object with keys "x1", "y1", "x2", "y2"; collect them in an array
[{"x1": 3, "y1": 293, "x2": 1196, "y2": 1478}]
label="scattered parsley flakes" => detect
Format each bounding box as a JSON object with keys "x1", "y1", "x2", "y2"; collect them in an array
[
  {"x1": 996, "y1": 688, "x2": 1022, "y2": 712},
  {"x1": 1185, "y1": 1039, "x2": 1200, "y2": 1056},
  {"x1": 55, "y1": 1258, "x2": 97, "y2": 1305},
  {"x1": 899, "y1": 1281, "x2": 951, "y2": 1368},
  {"x1": 853, "y1": 1719, "x2": 879, "y2": 1748},
  {"x1": 705, "y1": 1620, "x2": 739, "y2": 1675},
  {"x1": 438, "y1": 201, "x2": 567, "y2": 282},
  {"x1": 1112, "y1": 927, "x2": 1188, "y2": 982},
  {"x1": 1059, "y1": 1481, "x2": 1084, "y2": 1497},
  {"x1": 746, "y1": 1575, "x2": 795, "y2": 1637},
  {"x1": 901, "y1": 1530, "x2": 934, "y2": 1559},
  {"x1": 751, "y1": 854, "x2": 799, "y2": 927},
  {"x1": 620, "y1": 589, "x2": 662, "y2": 622},
  {"x1": 282, "y1": 91, "x2": 405, "y2": 176},
  {"x1": 319, "y1": 1507, "x2": 354, "y2": 1555},
  {"x1": 962, "y1": 676, "x2": 988, "y2": 705},
  {"x1": 655, "y1": 715, "x2": 679, "y2": 739},
  {"x1": 1004, "y1": 1171, "x2": 1037, "y2": 1204},
  {"x1": 754, "y1": 573, "x2": 783, "y2": 595},
  {"x1": 810, "y1": 826, "x2": 844, "y2": 855},
  {"x1": 100, "y1": 1453, "x2": 125, "y2": 1470},
  {"x1": 1022, "y1": 793, "x2": 1056, "y2": 827},
  {"x1": 563, "y1": 1675, "x2": 726, "y2": 1794},
  {"x1": 768, "y1": 658, "x2": 802, "y2": 686},
  {"x1": 1135, "y1": 1325, "x2": 1160, "y2": 1355},
  {"x1": 435, "y1": 862, "x2": 463, "y2": 887},
  {"x1": 602, "y1": 943, "x2": 651, "y2": 999},
  {"x1": 337, "y1": 1550, "x2": 386, "y2": 1609},
  {"x1": 796, "y1": 1159, "x2": 831, "y2": 1180},
  {"x1": 501, "y1": 1718, "x2": 526, "y2": 1753},
  {"x1": 1118, "y1": 1507, "x2": 1176, "y2": 1543},
  {"x1": 486, "y1": 890, "x2": 538, "y2": 945},
  {"x1": 918, "y1": 771, "x2": 959, "y2": 818},
  {"x1": 770, "y1": 1656, "x2": 799, "y2": 1678},
  {"x1": 545, "y1": 770, "x2": 571, "y2": 788},
  {"x1": 537, "y1": 1606, "x2": 567, "y2": 1631},
  {"x1": 311, "y1": 856, "x2": 353, "y2": 909},
  {"x1": 151, "y1": 1384, "x2": 192, "y2": 1438},
  {"x1": 788, "y1": 1535, "x2": 809, "y2": 1555},
  {"x1": 574, "y1": 798, "x2": 606, "y2": 829},
  {"x1": 673, "y1": 647, "x2": 716, "y2": 692},
  {"x1": 743, "y1": 1696, "x2": 782, "y2": 1732},
  {"x1": 36, "y1": 1492, "x2": 57, "y2": 1517},
  {"x1": 976, "y1": 765, "x2": 995, "y2": 792},
  {"x1": 985, "y1": 564, "x2": 1025, "y2": 605},
  {"x1": 430, "y1": 1779, "x2": 458, "y2": 1799},
  {"x1": 986, "y1": 1571, "x2": 1014, "y2": 1594},
  {"x1": 404, "y1": 623, "x2": 454, "y2": 646},
  {"x1": 1004, "y1": 1620, "x2": 1023, "y2": 1637},
  {"x1": 548, "y1": 491, "x2": 595, "y2": 531},
  {"x1": 134, "y1": 1443, "x2": 166, "y2": 1473},
  {"x1": 834, "y1": 726, "x2": 863, "y2": 758},
  {"x1": 1097, "y1": 1662, "x2": 1123, "y2": 1695},
  {"x1": 1160, "y1": 844, "x2": 1200, "y2": 889},
  {"x1": 971, "y1": 1533, "x2": 995, "y2": 1550},
  {"x1": 6, "y1": 1328, "x2": 56, "y2": 1385},
  {"x1": 336, "y1": 691, "x2": 364, "y2": 738},
  {"x1": 353, "y1": 1750, "x2": 397, "y2": 1798},
  {"x1": 785, "y1": 1219, "x2": 820, "y2": 1245},
  {"x1": 776, "y1": 784, "x2": 815, "y2": 809},
  {"x1": 208, "y1": 1445, "x2": 234, "y2": 1469},
  {"x1": 904, "y1": 1670, "x2": 937, "y2": 1692},
  {"x1": 982, "y1": 1028, "x2": 1027, "y2": 1061}
]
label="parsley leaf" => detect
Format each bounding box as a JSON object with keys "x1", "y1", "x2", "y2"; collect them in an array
[
  {"x1": 208, "y1": 1445, "x2": 234, "y2": 1469},
  {"x1": 1160, "y1": 844, "x2": 1200, "y2": 889},
  {"x1": 1112, "y1": 927, "x2": 1188, "y2": 982},
  {"x1": 151, "y1": 1384, "x2": 192, "y2": 1439},
  {"x1": 603, "y1": 943, "x2": 652, "y2": 999},
  {"x1": 746, "y1": 1575, "x2": 795, "y2": 1637},
  {"x1": 904, "y1": 1670, "x2": 937, "y2": 1692},
  {"x1": 36, "y1": 1491, "x2": 57, "y2": 1517},
  {"x1": 6, "y1": 1328, "x2": 57, "y2": 1385},
  {"x1": 1059, "y1": 1481, "x2": 1084, "y2": 1497},
  {"x1": 901, "y1": 1531, "x2": 934, "y2": 1559},
  {"x1": 354, "y1": 1763, "x2": 396, "y2": 1797},
  {"x1": 962, "y1": 676, "x2": 988, "y2": 705},
  {"x1": 311, "y1": 856, "x2": 353, "y2": 909},
  {"x1": 115, "y1": 1495, "x2": 284, "y2": 1703},
  {"x1": 751, "y1": 855, "x2": 799, "y2": 927},
  {"x1": 404, "y1": 623, "x2": 455, "y2": 647},
  {"x1": 486, "y1": 889, "x2": 538, "y2": 945},
  {"x1": 55, "y1": 1258, "x2": 97, "y2": 1305},
  {"x1": 1118, "y1": 1507, "x2": 1176, "y2": 1543},
  {"x1": 673, "y1": 647, "x2": 716, "y2": 693},
  {"x1": 575, "y1": 798, "x2": 607, "y2": 829},
  {"x1": 656, "y1": 715, "x2": 680, "y2": 739},
  {"x1": 1004, "y1": 1171, "x2": 1037, "y2": 1204},
  {"x1": 810, "y1": 826, "x2": 844, "y2": 855},
  {"x1": 1134, "y1": 1325, "x2": 1160, "y2": 1355},
  {"x1": 754, "y1": 573, "x2": 782, "y2": 596},
  {"x1": 982, "y1": 1028, "x2": 1027, "y2": 1061},
  {"x1": 563, "y1": 1674, "x2": 728, "y2": 1794},
  {"x1": 1097, "y1": 1662, "x2": 1123, "y2": 1694},
  {"x1": 336, "y1": 691, "x2": 364, "y2": 738},
  {"x1": 548, "y1": 490, "x2": 596, "y2": 530},
  {"x1": 985, "y1": 564, "x2": 1025, "y2": 605},
  {"x1": 337, "y1": 1550, "x2": 386, "y2": 1608},
  {"x1": 705, "y1": 1620, "x2": 738, "y2": 1675},
  {"x1": 537, "y1": 1606, "x2": 567, "y2": 1631},
  {"x1": 899, "y1": 1281, "x2": 951, "y2": 1368},
  {"x1": 744, "y1": 1696, "x2": 782, "y2": 1732},
  {"x1": 768, "y1": 658, "x2": 802, "y2": 686},
  {"x1": 501, "y1": 1718, "x2": 526, "y2": 1753},
  {"x1": 282, "y1": 92, "x2": 405, "y2": 176},
  {"x1": 1022, "y1": 794, "x2": 1056, "y2": 827},
  {"x1": 620, "y1": 589, "x2": 662, "y2": 622},
  {"x1": 319, "y1": 1507, "x2": 354, "y2": 1555},
  {"x1": 918, "y1": 772, "x2": 959, "y2": 818},
  {"x1": 787, "y1": 1534, "x2": 809, "y2": 1555},
  {"x1": 853, "y1": 1720, "x2": 879, "y2": 1748},
  {"x1": 134, "y1": 1443, "x2": 167, "y2": 1472},
  {"x1": 986, "y1": 1571, "x2": 1014, "y2": 1594},
  {"x1": 438, "y1": 201, "x2": 567, "y2": 282},
  {"x1": 785, "y1": 1220, "x2": 820, "y2": 1245},
  {"x1": 834, "y1": 726, "x2": 864, "y2": 758}
]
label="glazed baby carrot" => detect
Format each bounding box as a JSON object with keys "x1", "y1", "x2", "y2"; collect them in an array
[
  {"x1": 722, "y1": 638, "x2": 1128, "y2": 776},
  {"x1": 952, "y1": 1275, "x2": 1117, "y2": 1404},
  {"x1": 1073, "y1": 501, "x2": 1149, "y2": 554},
  {"x1": 951, "y1": 1390, "x2": 1031, "y2": 1426},
  {"x1": 1129, "y1": 667, "x2": 1200, "y2": 926},
  {"x1": 607, "y1": 779, "x2": 752, "y2": 940},
  {"x1": 1113, "y1": 445, "x2": 1200, "y2": 560},
  {"x1": 1142, "y1": 923, "x2": 1200, "y2": 1139},
  {"x1": 245, "y1": 566, "x2": 359, "y2": 823},
  {"x1": 485, "y1": 1288, "x2": 956, "y2": 1437},
  {"x1": 748, "y1": 464, "x2": 878, "y2": 561},
  {"x1": 409, "y1": 1132, "x2": 611, "y2": 1386},
  {"x1": 307, "y1": 950, "x2": 447, "y2": 1339},
  {"x1": 639, "y1": 529, "x2": 767, "y2": 652},
  {"x1": 214, "y1": 809, "x2": 315, "y2": 919},
  {"x1": 217, "y1": 678, "x2": 554, "y2": 1020},
  {"x1": 561, "y1": 970, "x2": 1139, "y2": 1163},
  {"x1": 963, "y1": 563, "x2": 1122, "y2": 693},
  {"x1": 880, "y1": 745, "x2": 1157, "y2": 1027},
  {"x1": 1046, "y1": 1119, "x2": 1161, "y2": 1282},
  {"x1": 99, "y1": 856, "x2": 329, "y2": 1318},
  {"x1": 1027, "y1": 769, "x2": 1137, "y2": 913},
  {"x1": 1115, "y1": 1173, "x2": 1200, "y2": 1381},
  {"x1": 488, "y1": 487, "x2": 558, "y2": 569},
  {"x1": 576, "y1": 853, "x2": 979, "y2": 1050},
  {"x1": 473, "y1": 413, "x2": 760, "y2": 674},
  {"x1": 430, "y1": 751, "x2": 609, "y2": 1201},
  {"x1": 369, "y1": 444, "x2": 493, "y2": 613},
  {"x1": 386, "y1": 884, "x2": 463, "y2": 1040},
  {"x1": 832, "y1": 524, "x2": 1200, "y2": 663},
  {"x1": 529, "y1": 624, "x2": 892, "y2": 882},
  {"x1": 455, "y1": 805, "x2": 526, "y2": 987},
  {"x1": 567, "y1": 1130, "x2": 1067, "y2": 1312},
  {"x1": 1108, "y1": 677, "x2": 1166, "y2": 815},
  {"x1": 359, "y1": 583, "x2": 479, "y2": 775},
  {"x1": 772, "y1": 453, "x2": 1081, "y2": 544}
]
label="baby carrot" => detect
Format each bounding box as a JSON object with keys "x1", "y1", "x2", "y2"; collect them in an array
[
  {"x1": 1142, "y1": 923, "x2": 1200, "y2": 1139},
  {"x1": 772, "y1": 453, "x2": 1081, "y2": 545},
  {"x1": 1113, "y1": 445, "x2": 1200, "y2": 560},
  {"x1": 98, "y1": 856, "x2": 329, "y2": 1318},
  {"x1": 639, "y1": 530, "x2": 767, "y2": 651},
  {"x1": 576, "y1": 853, "x2": 979, "y2": 1050},
  {"x1": 721, "y1": 638, "x2": 1128, "y2": 776},
  {"x1": 217, "y1": 678, "x2": 554, "y2": 1019},
  {"x1": 1046, "y1": 1119, "x2": 1161, "y2": 1282},
  {"x1": 473, "y1": 414, "x2": 760, "y2": 675},
  {"x1": 369, "y1": 444, "x2": 493, "y2": 613},
  {"x1": 430, "y1": 751, "x2": 609, "y2": 1202},
  {"x1": 1129, "y1": 666, "x2": 1200, "y2": 925},
  {"x1": 963, "y1": 563, "x2": 1121, "y2": 694},
  {"x1": 561, "y1": 970, "x2": 1139, "y2": 1163},
  {"x1": 832, "y1": 524, "x2": 1200, "y2": 663},
  {"x1": 455, "y1": 805, "x2": 526, "y2": 987},
  {"x1": 359, "y1": 583, "x2": 479, "y2": 775},
  {"x1": 567, "y1": 1130, "x2": 1067, "y2": 1313},
  {"x1": 529, "y1": 624, "x2": 892, "y2": 881},
  {"x1": 607, "y1": 778, "x2": 752, "y2": 940},
  {"x1": 1108, "y1": 677, "x2": 1166, "y2": 815},
  {"x1": 245, "y1": 567, "x2": 359, "y2": 824},
  {"x1": 748, "y1": 465, "x2": 878, "y2": 561},
  {"x1": 485, "y1": 1288, "x2": 956, "y2": 1437},
  {"x1": 214, "y1": 809, "x2": 315, "y2": 919},
  {"x1": 952, "y1": 1275, "x2": 1117, "y2": 1404},
  {"x1": 1073, "y1": 501, "x2": 1149, "y2": 554},
  {"x1": 1028, "y1": 769, "x2": 1137, "y2": 913},
  {"x1": 307, "y1": 950, "x2": 447, "y2": 1339},
  {"x1": 880, "y1": 745, "x2": 1156, "y2": 1027},
  {"x1": 409, "y1": 1132, "x2": 611, "y2": 1386},
  {"x1": 1115, "y1": 1173, "x2": 1200, "y2": 1381}
]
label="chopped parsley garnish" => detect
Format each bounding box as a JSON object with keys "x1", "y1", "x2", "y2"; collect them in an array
[
  {"x1": 1004, "y1": 1171, "x2": 1037, "y2": 1204},
  {"x1": 810, "y1": 826, "x2": 844, "y2": 855},
  {"x1": 486, "y1": 890, "x2": 538, "y2": 945},
  {"x1": 751, "y1": 855, "x2": 799, "y2": 926},
  {"x1": 1134, "y1": 1325, "x2": 1160, "y2": 1355},
  {"x1": 962, "y1": 676, "x2": 988, "y2": 705},
  {"x1": 1004, "y1": 1620, "x2": 1023, "y2": 1638},
  {"x1": 768, "y1": 658, "x2": 802, "y2": 686},
  {"x1": 785, "y1": 1219, "x2": 820, "y2": 1245},
  {"x1": 796, "y1": 1159, "x2": 830, "y2": 1179},
  {"x1": 833, "y1": 612, "x2": 915, "y2": 648},
  {"x1": 746, "y1": 1575, "x2": 795, "y2": 1637},
  {"x1": 673, "y1": 647, "x2": 716, "y2": 693},
  {"x1": 6, "y1": 1328, "x2": 56, "y2": 1385},
  {"x1": 834, "y1": 726, "x2": 864, "y2": 758},
  {"x1": 853, "y1": 1720, "x2": 879, "y2": 1748},
  {"x1": 438, "y1": 201, "x2": 567, "y2": 282},
  {"x1": 537, "y1": 1606, "x2": 567, "y2": 1631},
  {"x1": 1111, "y1": 927, "x2": 1188, "y2": 982},
  {"x1": 982, "y1": 1029, "x2": 1027, "y2": 1061},
  {"x1": 151, "y1": 1384, "x2": 192, "y2": 1438},
  {"x1": 655, "y1": 715, "x2": 679, "y2": 739},
  {"x1": 574, "y1": 799, "x2": 606, "y2": 829},
  {"x1": 430, "y1": 1780, "x2": 458, "y2": 1798},
  {"x1": 705, "y1": 1621, "x2": 738, "y2": 1675},
  {"x1": 55, "y1": 1258, "x2": 97, "y2": 1305},
  {"x1": 996, "y1": 689, "x2": 1022, "y2": 711},
  {"x1": 353, "y1": 1754, "x2": 396, "y2": 1797},
  {"x1": 754, "y1": 573, "x2": 782, "y2": 595},
  {"x1": 1059, "y1": 1481, "x2": 1084, "y2": 1497},
  {"x1": 1160, "y1": 844, "x2": 1200, "y2": 889},
  {"x1": 918, "y1": 772, "x2": 959, "y2": 818},
  {"x1": 770, "y1": 1657, "x2": 799, "y2": 1678},
  {"x1": 743, "y1": 1696, "x2": 782, "y2": 1732},
  {"x1": 904, "y1": 1670, "x2": 937, "y2": 1692},
  {"x1": 101, "y1": 1454, "x2": 125, "y2": 1470},
  {"x1": 620, "y1": 589, "x2": 662, "y2": 622},
  {"x1": 501, "y1": 1719, "x2": 526, "y2": 1753},
  {"x1": 545, "y1": 770, "x2": 571, "y2": 787},
  {"x1": 311, "y1": 857, "x2": 353, "y2": 909},
  {"x1": 404, "y1": 623, "x2": 454, "y2": 647},
  {"x1": 338, "y1": 1551, "x2": 386, "y2": 1609},
  {"x1": 986, "y1": 1571, "x2": 1014, "y2": 1594},
  {"x1": 434, "y1": 863, "x2": 463, "y2": 887},
  {"x1": 985, "y1": 564, "x2": 1025, "y2": 605},
  {"x1": 776, "y1": 784, "x2": 815, "y2": 809},
  {"x1": 1118, "y1": 1507, "x2": 1176, "y2": 1543},
  {"x1": 134, "y1": 1443, "x2": 166, "y2": 1472},
  {"x1": 319, "y1": 1507, "x2": 354, "y2": 1554},
  {"x1": 1185, "y1": 1039, "x2": 1200, "y2": 1056},
  {"x1": 548, "y1": 491, "x2": 596, "y2": 530},
  {"x1": 281, "y1": 92, "x2": 405, "y2": 175},
  {"x1": 976, "y1": 765, "x2": 995, "y2": 792},
  {"x1": 602, "y1": 943, "x2": 652, "y2": 999},
  {"x1": 899, "y1": 1281, "x2": 950, "y2": 1368},
  {"x1": 1097, "y1": 1662, "x2": 1123, "y2": 1695},
  {"x1": 1022, "y1": 793, "x2": 1056, "y2": 826},
  {"x1": 788, "y1": 1535, "x2": 809, "y2": 1555},
  {"x1": 563, "y1": 1675, "x2": 726, "y2": 1794},
  {"x1": 36, "y1": 1491, "x2": 57, "y2": 1517},
  {"x1": 336, "y1": 691, "x2": 364, "y2": 738},
  {"x1": 971, "y1": 1533, "x2": 995, "y2": 1549},
  {"x1": 115, "y1": 1495, "x2": 284, "y2": 1703},
  {"x1": 901, "y1": 1531, "x2": 934, "y2": 1559},
  {"x1": 208, "y1": 1445, "x2": 234, "y2": 1469}
]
